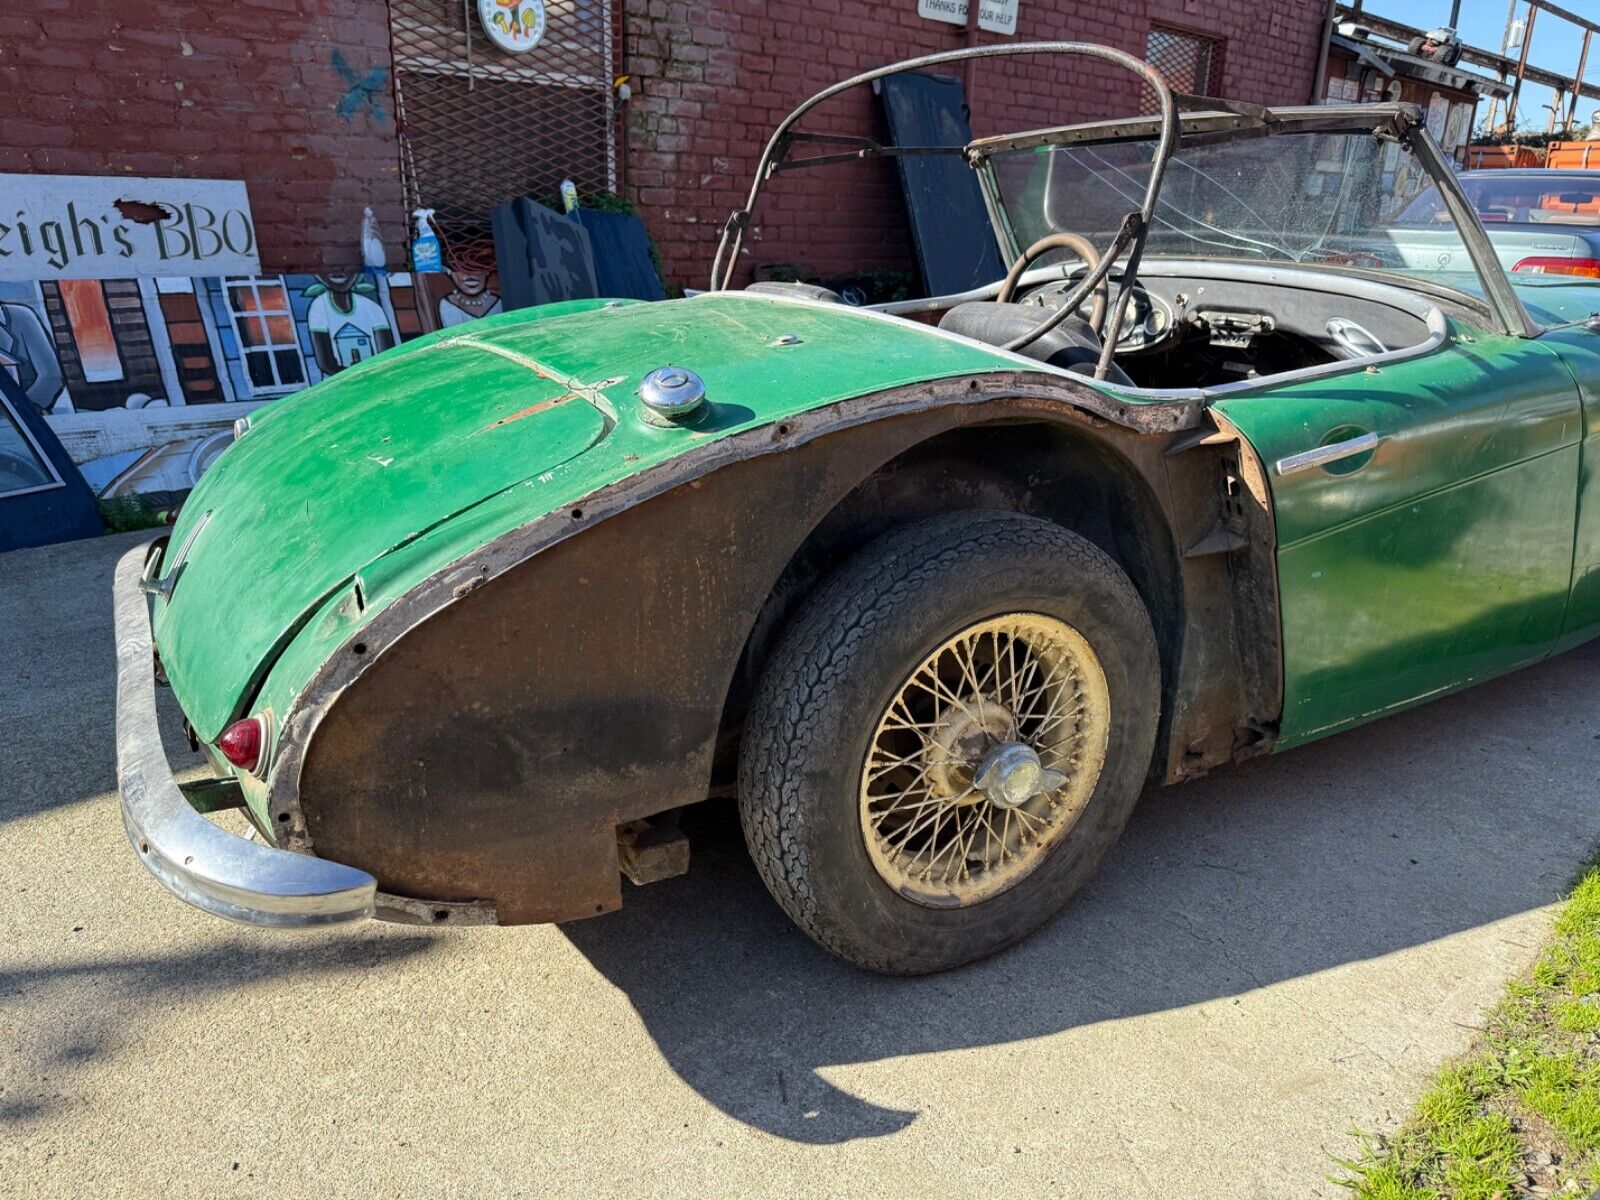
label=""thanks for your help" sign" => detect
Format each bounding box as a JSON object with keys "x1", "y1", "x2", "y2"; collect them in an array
[
  {"x1": 0, "y1": 174, "x2": 261, "y2": 280},
  {"x1": 918, "y1": 0, "x2": 1018, "y2": 35}
]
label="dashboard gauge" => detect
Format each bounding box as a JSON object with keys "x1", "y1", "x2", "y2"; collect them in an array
[
  {"x1": 1111, "y1": 288, "x2": 1174, "y2": 353},
  {"x1": 1017, "y1": 278, "x2": 1176, "y2": 355}
]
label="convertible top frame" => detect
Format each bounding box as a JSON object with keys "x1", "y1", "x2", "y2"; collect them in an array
[{"x1": 709, "y1": 41, "x2": 1182, "y2": 381}]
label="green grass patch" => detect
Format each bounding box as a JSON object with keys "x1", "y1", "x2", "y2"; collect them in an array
[
  {"x1": 97, "y1": 495, "x2": 171, "y2": 533},
  {"x1": 1335, "y1": 867, "x2": 1600, "y2": 1198}
]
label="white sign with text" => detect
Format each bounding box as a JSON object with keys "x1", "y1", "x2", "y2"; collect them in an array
[
  {"x1": 918, "y1": 0, "x2": 1018, "y2": 36},
  {"x1": 0, "y1": 174, "x2": 260, "y2": 280}
]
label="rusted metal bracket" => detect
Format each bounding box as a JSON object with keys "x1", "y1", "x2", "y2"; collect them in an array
[
  {"x1": 375, "y1": 893, "x2": 499, "y2": 926},
  {"x1": 178, "y1": 777, "x2": 246, "y2": 814},
  {"x1": 1170, "y1": 93, "x2": 1276, "y2": 123},
  {"x1": 767, "y1": 132, "x2": 968, "y2": 174},
  {"x1": 616, "y1": 819, "x2": 691, "y2": 886},
  {"x1": 1183, "y1": 522, "x2": 1249, "y2": 558},
  {"x1": 1163, "y1": 425, "x2": 1235, "y2": 456}
]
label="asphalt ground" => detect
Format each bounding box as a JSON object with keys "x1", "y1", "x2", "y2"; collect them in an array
[{"x1": 4, "y1": 528, "x2": 1599, "y2": 1198}]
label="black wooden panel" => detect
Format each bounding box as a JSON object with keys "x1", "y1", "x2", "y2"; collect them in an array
[
  {"x1": 878, "y1": 71, "x2": 1008, "y2": 296},
  {"x1": 491, "y1": 199, "x2": 599, "y2": 312},
  {"x1": 574, "y1": 208, "x2": 666, "y2": 302}
]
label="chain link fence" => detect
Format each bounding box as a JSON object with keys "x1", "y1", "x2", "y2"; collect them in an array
[{"x1": 388, "y1": 0, "x2": 616, "y2": 270}]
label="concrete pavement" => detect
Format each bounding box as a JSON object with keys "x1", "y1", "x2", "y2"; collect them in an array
[{"x1": 3, "y1": 529, "x2": 1599, "y2": 1198}]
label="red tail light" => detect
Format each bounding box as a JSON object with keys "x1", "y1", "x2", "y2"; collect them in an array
[
  {"x1": 217, "y1": 716, "x2": 265, "y2": 772},
  {"x1": 1512, "y1": 256, "x2": 1600, "y2": 279}
]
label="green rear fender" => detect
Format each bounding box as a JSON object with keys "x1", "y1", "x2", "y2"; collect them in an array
[{"x1": 154, "y1": 294, "x2": 1042, "y2": 746}]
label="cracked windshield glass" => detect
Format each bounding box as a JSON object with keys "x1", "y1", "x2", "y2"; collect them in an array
[{"x1": 989, "y1": 130, "x2": 1485, "y2": 294}]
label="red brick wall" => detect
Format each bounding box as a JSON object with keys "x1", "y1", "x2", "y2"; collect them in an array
[
  {"x1": 623, "y1": 0, "x2": 1329, "y2": 290},
  {"x1": 0, "y1": 0, "x2": 403, "y2": 271},
  {"x1": 0, "y1": 1, "x2": 1327, "y2": 286}
]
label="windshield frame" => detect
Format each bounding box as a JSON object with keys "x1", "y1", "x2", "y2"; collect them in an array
[{"x1": 969, "y1": 105, "x2": 1536, "y2": 339}]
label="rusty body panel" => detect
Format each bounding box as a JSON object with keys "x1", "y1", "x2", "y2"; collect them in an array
[
  {"x1": 287, "y1": 375, "x2": 1278, "y2": 923},
  {"x1": 113, "y1": 46, "x2": 1600, "y2": 953}
]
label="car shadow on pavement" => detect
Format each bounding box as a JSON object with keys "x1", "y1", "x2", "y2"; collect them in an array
[
  {"x1": 0, "y1": 936, "x2": 435, "y2": 1126},
  {"x1": 563, "y1": 641, "x2": 1600, "y2": 1145}
]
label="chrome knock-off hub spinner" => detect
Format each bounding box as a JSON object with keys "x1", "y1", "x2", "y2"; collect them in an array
[
  {"x1": 972, "y1": 742, "x2": 1069, "y2": 811},
  {"x1": 925, "y1": 697, "x2": 1014, "y2": 803}
]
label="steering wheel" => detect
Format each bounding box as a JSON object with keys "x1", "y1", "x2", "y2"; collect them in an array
[{"x1": 996, "y1": 232, "x2": 1108, "y2": 336}]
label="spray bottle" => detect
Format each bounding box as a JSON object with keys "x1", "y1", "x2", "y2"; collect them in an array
[
  {"x1": 410, "y1": 208, "x2": 442, "y2": 273},
  {"x1": 361, "y1": 206, "x2": 386, "y2": 271}
]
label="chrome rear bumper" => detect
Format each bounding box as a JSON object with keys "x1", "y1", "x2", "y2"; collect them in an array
[{"x1": 113, "y1": 541, "x2": 376, "y2": 927}]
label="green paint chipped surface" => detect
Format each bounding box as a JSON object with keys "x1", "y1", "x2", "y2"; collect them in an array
[{"x1": 153, "y1": 294, "x2": 1046, "y2": 742}]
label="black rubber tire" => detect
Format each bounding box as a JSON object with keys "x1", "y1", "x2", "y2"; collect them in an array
[{"x1": 737, "y1": 510, "x2": 1160, "y2": 975}]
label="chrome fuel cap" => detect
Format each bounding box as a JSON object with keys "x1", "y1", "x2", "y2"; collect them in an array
[{"x1": 638, "y1": 366, "x2": 706, "y2": 423}]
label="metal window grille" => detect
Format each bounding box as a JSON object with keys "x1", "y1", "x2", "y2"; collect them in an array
[
  {"x1": 389, "y1": 0, "x2": 617, "y2": 271},
  {"x1": 1143, "y1": 25, "x2": 1226, "y2": 112},
  {"x1": 223, "y1": 277, "x2": 307, "y2": 396}
]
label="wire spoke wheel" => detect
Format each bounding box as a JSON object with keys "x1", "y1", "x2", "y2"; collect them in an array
[
  {"x1": 742, "y1": 513, "x2": 1159, "y2": 972},
  {"x1": 859, "y1": 613, "x2": 1112, "y2": 908}
]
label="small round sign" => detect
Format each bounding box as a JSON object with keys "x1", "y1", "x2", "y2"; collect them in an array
[{"x1": 477, "y1": 0, "x2": 546, "y2": 53}]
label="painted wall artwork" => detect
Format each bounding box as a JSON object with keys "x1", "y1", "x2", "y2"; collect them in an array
[{"x1": 2, "y1": 267, "x2": 502, "y2": 498}]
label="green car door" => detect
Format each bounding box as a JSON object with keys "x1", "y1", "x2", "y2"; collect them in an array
[
  {"x1": 1525, "y1": 323, "x2": 1600, "y2": 655},
  {"x1": 1214, "y1": 324, "x2": 1584, "y2": 748}
]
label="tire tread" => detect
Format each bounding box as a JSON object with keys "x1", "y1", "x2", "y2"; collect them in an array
[{"x1": 738, "y1": 511, "x2": 1153, "y2": 973}]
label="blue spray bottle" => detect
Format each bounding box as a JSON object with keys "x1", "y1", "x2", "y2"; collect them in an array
[{"x1": 410, "y1": 208, "x2": 442, "y2": 273}]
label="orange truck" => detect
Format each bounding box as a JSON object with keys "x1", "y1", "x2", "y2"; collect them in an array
[
  {"x1": 1546, "y1": 141, "x2": 1600, "y2": 170},
  {"x1": 1466, "y1": 144, "x2": 1546, "y2": 169}
]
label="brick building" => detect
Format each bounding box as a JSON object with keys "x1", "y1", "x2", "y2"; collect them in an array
[
  {"x1": 0, "y1": 0, "x2": 1328, "y2": 500},
  {"x1": 1, "y1": 2, "x2": 404, "y2": 272},
  {"x1": 2, "y1": 0, "x2": 1330, "y2": 284},
  {"x1": 628, "y1": 0, "x2": 1330, "y2": 287}
]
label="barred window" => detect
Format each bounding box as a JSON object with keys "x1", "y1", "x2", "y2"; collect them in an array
[{"x1": 1144, "y1": 25, "x2": 1226, "y2": 111}]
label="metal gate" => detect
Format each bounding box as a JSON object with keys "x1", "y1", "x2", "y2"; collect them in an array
[{"x1": 388, "y1": 0, "x2": 616, "y2": 269}]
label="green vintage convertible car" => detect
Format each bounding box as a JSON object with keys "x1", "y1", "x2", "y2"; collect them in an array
[{"x1": 117, "y1": 43, "x2": 1600, "y2": 973}]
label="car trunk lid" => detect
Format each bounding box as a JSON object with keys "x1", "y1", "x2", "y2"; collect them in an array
[{"x1": 152, "y1": 312, "x2": 614, "y2": 741}]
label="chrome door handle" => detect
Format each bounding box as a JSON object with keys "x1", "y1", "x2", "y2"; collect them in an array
[{"x1": 1276, "y1": 432, "x2": 1382, "y2": 477}]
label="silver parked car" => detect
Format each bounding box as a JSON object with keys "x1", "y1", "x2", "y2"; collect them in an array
[{"x1": 1396, "y1": 169, "x2": 1600, "y2": 278}]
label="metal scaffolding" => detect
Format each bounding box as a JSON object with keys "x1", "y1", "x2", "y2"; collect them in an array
[{"x1": 1336, "y1": 1, "x2": 1600, "y2": 135}]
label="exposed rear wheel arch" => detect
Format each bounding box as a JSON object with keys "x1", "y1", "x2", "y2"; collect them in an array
[{"x1": 718, "y1": 419, "x2": 1185, "y2": 777}]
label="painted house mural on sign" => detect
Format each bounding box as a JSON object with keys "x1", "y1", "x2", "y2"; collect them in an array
[
  {"x1": 303, "y1": 272, "x2": 397, "y2": 373},
  {"x1": 13, "y1": 269, "x2": 501, "y2": 498}
]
